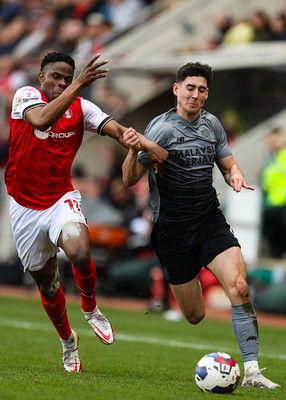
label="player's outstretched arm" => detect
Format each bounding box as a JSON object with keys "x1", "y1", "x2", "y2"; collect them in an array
[
  {"x1": 217, "y1": 155, "x2": 255, "y2": 192},
  {"x1": 102, "y1": 122, "x2": 168, "y2": 169},
  {"x1": 25, "y1": 54, "x2": 109, "y2": 131},
  {"x1": 122, "y1": 146, "x2": 147, "y2": 187}
]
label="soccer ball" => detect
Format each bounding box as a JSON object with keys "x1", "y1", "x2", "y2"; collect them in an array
[{"x1": 194, "y1": 352, "x2": 240, "y2": 394}]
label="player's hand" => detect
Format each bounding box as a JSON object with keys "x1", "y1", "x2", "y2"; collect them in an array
[
  {"x1": 229, "y1": 173, "x2": 255, "y2": 192},
  {"x1": 76, "y1": 54, "x2": 109, "y2": 88},
  {"x1": 137, "y1": 135, "x2": 168, "y2": 174},
  {"x1": 146, "y1": 141, "x2": 168, "y2": 164},
  {"x1": 123, "y1": 127, "x2": 140, "y2": 149},
  {"x1": 123, "y1": 130, "x2": 168, "y2": 176},
  {"x1": 145, "y1": 142, "x2": 168, "y2": 176}
]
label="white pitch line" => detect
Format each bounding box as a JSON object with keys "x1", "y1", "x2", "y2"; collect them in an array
[{"x1": 1, "y1": 319, "x2": 286, "y2": 360}]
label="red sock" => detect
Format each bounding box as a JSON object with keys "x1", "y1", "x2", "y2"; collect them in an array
[
  {"x1": 72, "y1": 259, "x2": 97, "y2": 312},
  {"x1": 39, "y1": 285, "x2": 72, "y2": 340}
]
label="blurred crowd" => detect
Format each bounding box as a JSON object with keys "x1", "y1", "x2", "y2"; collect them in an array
[
  {"x1": 202, "y1": 6, "x2": 286, "y2": 50},
  {"x1": 0, "y1": 0, "x2": 164, "y2": 147},
  {"x1": 1, "y1": 1, "x2": 286, "y2": 312},
  {"x1": 173, "y1": 6, "x2": 286, "y2": 54},
  {"x1": 213, "y1": 4, "x2": 286, "y2": 46},
  {"x1": 1, "y1": 2, "x2": 286, "y2": 144},
  {"x1": 0, "y1": 0, "x2": 175, "y2": 310}
]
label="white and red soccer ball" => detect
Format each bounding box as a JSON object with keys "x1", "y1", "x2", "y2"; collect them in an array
[{"x1": 194, "y1": 352, "x2": 240, "y2": 394}]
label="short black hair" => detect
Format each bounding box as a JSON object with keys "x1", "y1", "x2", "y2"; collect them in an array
[
  {"x1": 176, "y1": 62, "x2": 213, "y2": 86},
  {"x1": 40, "y1": 52, "x2": 75, "y2": 72}
]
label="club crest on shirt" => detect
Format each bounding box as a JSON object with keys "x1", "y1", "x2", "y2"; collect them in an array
[
  {"x1": 199, "y1": 127, "x2": 210, "y2": 139},
  {"x1": 64, "y1": 109, "x2": 72, "y2": 119}
]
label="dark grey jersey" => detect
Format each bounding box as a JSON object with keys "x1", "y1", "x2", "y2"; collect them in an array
[{"x1": 138, "y1": 108, "x2": 232, "y2": 224}]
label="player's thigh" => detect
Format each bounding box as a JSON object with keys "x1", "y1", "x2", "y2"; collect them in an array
[
  {"x1": 9, "y1": 197, "x2": 58, "y2": 271},
  {"x1": 48, "y1": 190, "x2": 90, "y2": 256},
  {"x1": 58, "y1": 221, "x2": 90, "y2": 260},
  {"x1": 170, "y1": 276, "x2": 205, "y2": 322}
]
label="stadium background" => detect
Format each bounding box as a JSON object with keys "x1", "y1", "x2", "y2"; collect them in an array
[{"x1": 1, "y1": 0, "x2": 286, "y2": 314}]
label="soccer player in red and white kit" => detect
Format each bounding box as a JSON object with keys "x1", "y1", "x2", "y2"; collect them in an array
[{"x1": 4, "y1": 52, "x2": 168, "y2": 372}]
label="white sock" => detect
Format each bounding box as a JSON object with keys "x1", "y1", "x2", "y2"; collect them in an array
[
  {"x1": 244, "y1": 360, "x2": 259, "y2": 373},
  {"x1": 60, "y1": 331, "x2": 74, "y2": 346}
]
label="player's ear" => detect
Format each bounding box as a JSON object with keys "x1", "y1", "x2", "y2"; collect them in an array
[
  {"x1": 204, "y1": 87, "x2": 209, "y2": 100},
  {"x1": 39, "y1": 71, "x2": 45, "y2": 84},
  {"x1": 173, "y1": 82, "x2": 178, "y2": 96}
]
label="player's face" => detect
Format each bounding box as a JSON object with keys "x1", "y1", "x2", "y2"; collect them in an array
[
  {"x1": 39, "y1": 62, "x2": 74, "y2": 102},
  {"x1": 173, "y1": 76, "x2": 209, "y2": 121}
]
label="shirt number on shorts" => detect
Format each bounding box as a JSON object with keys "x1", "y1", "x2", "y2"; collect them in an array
[{"x1": 64, "y1": 199, "x2": 81, "y2": 214}]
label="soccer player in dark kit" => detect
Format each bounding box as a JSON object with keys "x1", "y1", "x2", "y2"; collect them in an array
[{"x1": 122, "y1": 61, "x2": 280, "y2": 389}]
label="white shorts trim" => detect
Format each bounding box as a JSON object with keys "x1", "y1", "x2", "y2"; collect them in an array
[{"x1": 10, "y1": 190, "x2": 87, "y2": 272}]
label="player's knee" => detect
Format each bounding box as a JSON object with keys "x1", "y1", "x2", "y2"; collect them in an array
[
  {"x1": 39, "y1": 278, "x2": 60, "y2": 298},
  {"x1": 185, "y1": 309, "x2": 205, "y2": 325},
  {"x1": 69, "y1": 249, "x2": 90, "y2": 268},
  {"x1": 230, "y1": 278, "x2": 250, "y2": 302}
]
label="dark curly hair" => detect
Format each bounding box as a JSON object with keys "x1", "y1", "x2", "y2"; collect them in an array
[
  {"x1": 176, "y1": 62, "x2": 213, "y2": 86},
  {"x1": 40, "y1": 52, "x2": 75, "y2": 72}
]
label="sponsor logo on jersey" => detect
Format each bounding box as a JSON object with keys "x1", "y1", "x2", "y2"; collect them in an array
[
  {"x1": 23, "y1": 88, "x2": 38, "y2": 97},
  {"x1": 49, "y1": 131, "x2": 75, "y2": 138},
  {"x1": 23, "y1": 97, "x2": 40, "y2": 103},
  {"x1": 34, "y1": 127, "x2": 75, "y2": 139}
]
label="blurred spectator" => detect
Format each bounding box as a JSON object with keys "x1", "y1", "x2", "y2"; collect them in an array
[
  {"x1": 250, "y1": 10, "x2": 273, "y2": 42},
  {"x1": 220, "y1": 109, "x2": 244, "y2": 146},
  {"x1": 72, "y1": 164, "x2": 124, "y2": 225},
  {"x1": 12, "y1": 9, "x2": 56, "y2": 58},
  {"x1": 261, "y1": 127, "x2": 286, "y2": 258},
  {"x1": 0, "y1": 54, "x2": 28, "y2": 142},
  {"x1": 53, "y1": 0, "x2": 109, "y2": 24},
  {"x1": 223, "y1": 18, "x2": 254, "y2": 44},
  {"x1": 93, "y1": 81, "x2": 130, "y2": 117},
  {"x1": 99, "y1": 143, "x2": 126, "y2": 192},
  {"x1": 128, "y1": 174, "x2": 153, "y2": 249},
  {"x1": 52, "y1": 17, "x2": 85, "y2": 53},
  {"x1": 107, "y1": 0, "x2": 145, "y2": 33},
  {"x1": 0, "y1": 15, "x2": 27, "y2": 55},
  {"x1": 211, "y1": 12, "x2": 233, "y2": 46},
  {"x1": 264, "y1": 126, "x2": 286, "y2": 157},
  {"x1": 269, "y1": 12, "x2": 286, "y2": 41},
  {"x1": 107, "y1": 176, "x2": 138, "y2": 227},
  {"x1": 0, "y1": 0, "x2": 23, "y2": 24},
  {"x1": 72, "y1": 12, "x2": 114, "y2": 63}
]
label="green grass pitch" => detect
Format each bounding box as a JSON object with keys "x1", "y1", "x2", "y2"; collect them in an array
[{"x1": 0, "y1": 295, "x2": 284, "y2": 400}]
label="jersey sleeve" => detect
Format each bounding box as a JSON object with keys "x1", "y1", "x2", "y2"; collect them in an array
[
  {"x1": 212, "y1": 116, "x2": 232, "y2": 160},
  {"x1": 80, "y1": 98, "x2": 113, "y2": 135},
  {"x1": 11, "y1": 86, "x2": 46, "y2": 120}
]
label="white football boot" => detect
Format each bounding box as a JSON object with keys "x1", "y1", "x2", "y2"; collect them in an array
[
  {"x1": 242, "y1": 367, "x2": 281, "y2": 389},
  {"x1": 83, "y1": 306, "x2": 115, "y2": 345}
]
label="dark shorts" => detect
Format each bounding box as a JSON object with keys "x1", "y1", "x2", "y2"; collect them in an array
[{"x1": 151, "y1": 211, "x2": 240, "y2": 285}]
